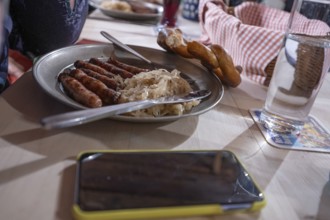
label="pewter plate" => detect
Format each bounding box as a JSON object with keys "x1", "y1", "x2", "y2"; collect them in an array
[
  {"x1": 33, "y1": 44, "x2": 223, "y2": 122},
  {"x1": 89, "y1": 0, "x2": 163, "y2": 21}
]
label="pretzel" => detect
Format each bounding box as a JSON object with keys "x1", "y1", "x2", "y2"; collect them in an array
[
  {"x1": 158, "y1": 28, "x2": 194, "y2": 58},
  {"x1": 187, "y1": 41, "x2": 219, "y2": 68},
  {"x1": 157, "y1": 28, "x2": 241, "y2": 87},
  {"x1": 157, "y1": 28, "x2": 173, "y2": 53},
  {"x1": 210, "y1": 44, "x2": 241, "y2": 87}
]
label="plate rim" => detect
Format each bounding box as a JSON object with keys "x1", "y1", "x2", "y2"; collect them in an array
[{"x1": 33, "y1": 44, "x2": 224, "y2": 123}]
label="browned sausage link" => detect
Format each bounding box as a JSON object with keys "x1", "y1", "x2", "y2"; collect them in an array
[
  {"x1": 69, "y1": 69, "x2": 120, "y2": 105},
  {"x1": 58, "y1": 73, "x2": 102, "y2": 108},
  {"x1": 74, "y1": 60, "x2": 117, "y2": 78},
  {"x1": 89, "y1": 58, "x2": 134, "y2": 79},
  {"x1": 79, "y1": 68, "x2": 119, "y2": 90},
  {"x1": 107, "y1": 57, "x2": 150, "y2": 74}
]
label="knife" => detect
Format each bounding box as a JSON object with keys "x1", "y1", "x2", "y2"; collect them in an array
[{"x1": 41, "y1": 89, "x2": 211, "y2": 129}]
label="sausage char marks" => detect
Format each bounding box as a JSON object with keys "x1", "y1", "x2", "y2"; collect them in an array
[
  {"x1": 58, "y1": 72, "x2": 102, "y2": 108},
  {"x1": 68, "y1": 69, "x2": 120, "y2": 105},
  {"x1": 58, "y1": 57, "x2": 153, "y2": 108},
  {"x1": 74, "y1": 60, "x2": 117, "y2": 79},
  {"x1": 107, "y1": 57, "x2": 150, "y2": 74},
  {"x1": 79, "y1": 68, "x2": 120, "y2": 90},
  {"x1": 89, "y1": 58, "x2": 134, "y2": 79}
]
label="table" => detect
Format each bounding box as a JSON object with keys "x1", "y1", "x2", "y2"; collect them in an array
[{"x1": 1, "y1": 9, "x2": 330, "y2": 220}]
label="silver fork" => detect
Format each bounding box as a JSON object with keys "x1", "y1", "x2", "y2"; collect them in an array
[{"x1": 41, "y1": 89, "x2": 211, "y2": 129}]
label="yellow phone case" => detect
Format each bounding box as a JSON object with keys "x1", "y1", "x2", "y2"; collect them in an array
[{"x1": 73, "y1": 149, "x2": 266, "y2": 220}]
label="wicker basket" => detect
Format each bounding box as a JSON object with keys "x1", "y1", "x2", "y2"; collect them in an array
[{"x1": 295, "y1": 40, "x2": 324, "y2": 91}]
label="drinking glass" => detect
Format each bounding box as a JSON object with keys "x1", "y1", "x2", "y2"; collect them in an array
[
  {"x1": 158, "y1": 0, "x2": 181, "y2": 29},
  {"x1": 260, "y1": 0, "x2": 330, "y2": 134}
]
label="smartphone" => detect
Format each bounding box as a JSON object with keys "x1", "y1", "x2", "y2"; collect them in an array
[{"x1": 73, "y1": 150, "x2": 266, "y2": 220}]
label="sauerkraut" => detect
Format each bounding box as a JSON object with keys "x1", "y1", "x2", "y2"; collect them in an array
[{"x1": 118, "y1": 69, "x2": 200, "y2": 117}]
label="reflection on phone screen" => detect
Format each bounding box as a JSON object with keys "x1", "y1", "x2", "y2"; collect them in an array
[{"x1": 76, "y1": 151, "x2": 263, "y2": 211}]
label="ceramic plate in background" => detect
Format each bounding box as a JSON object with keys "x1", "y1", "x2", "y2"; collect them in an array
[{"x1": 89, "y1": 0, "x2": 163, "y2": 21}]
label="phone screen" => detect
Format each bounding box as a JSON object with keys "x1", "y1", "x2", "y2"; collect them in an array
[{"x1": 76, "y1": 151, "x2": 264, "y2": 212}]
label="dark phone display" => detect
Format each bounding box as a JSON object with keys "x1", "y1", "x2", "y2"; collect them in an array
[{"x1": 76, "y1": 151, "x2": 263, "y2": 211}]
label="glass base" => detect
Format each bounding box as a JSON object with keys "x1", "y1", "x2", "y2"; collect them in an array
[
  {"x1": 154, "y1": 23, "x2": 178, "y2": 33},
  {"x1": 259, "y1": 109, "x2": 305, "y2": 135}
]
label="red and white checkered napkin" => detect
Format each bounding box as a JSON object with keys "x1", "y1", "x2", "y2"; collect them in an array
[{"x1": 198, "y1": 0, "x2": 330, "y2": 86}]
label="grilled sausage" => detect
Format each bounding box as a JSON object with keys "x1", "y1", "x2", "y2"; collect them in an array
[
  {"x1": 58, "y1": 73, "x2": 102, "y2": 108},
  {"x1": 74, "y1": 60, "x2": 117, "y2": 78},
  {"x1": 89, "y1": 58, "x2": 134, "y2": 79},
  {"x1": 69, "y1": 69, "x2": 120, "y2": 105},
  {"x1": 79, "y1": 68, "x2": 120, "y2": 90},
  {"x1": 107, "y1": 57, "x2": 150, "y2": 74}
]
